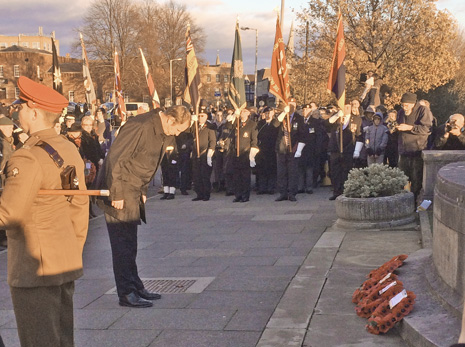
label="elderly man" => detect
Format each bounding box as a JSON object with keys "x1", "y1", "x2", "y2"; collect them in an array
[
  {"x1": 3, "y1": 76, "x2": 88, "y2": 346},
  {"x1": 95, "y1": 105, "x2": 191, "y2": 307},
  {"x1": 396, "y1": 92, "x2": 433, "y2": 202},
  {"x1": 433, "y1": 114, "x2": 465, "y2": 150}
]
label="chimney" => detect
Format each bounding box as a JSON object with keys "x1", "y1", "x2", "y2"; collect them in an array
[
  {"x1": 39, "y1": 26, "x2": 43, "y2": 36},
  {"x1": 66, "y1": 53, "x2": 70, "y2": 58},
  {"x1": 51, "y1": 31, "x2": 55, "y2": 39}
]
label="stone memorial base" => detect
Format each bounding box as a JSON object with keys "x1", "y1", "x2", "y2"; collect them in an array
[{"x1": 334, "y1": 192, "x2": 415, "y2": 229}]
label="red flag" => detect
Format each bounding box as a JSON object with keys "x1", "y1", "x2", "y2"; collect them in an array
[
  {"x1": 139, "y1": 48, "x2": 160, "y2": 109},
  {"x1": 114, "y1": 51, "x2": 126, "y2": 122},
  {"x1": 269, "y1": 17, "x2": 290, "y2": 105},
  {"x1": 327, "y1": 11, "x2": 346, "y2": 110}
]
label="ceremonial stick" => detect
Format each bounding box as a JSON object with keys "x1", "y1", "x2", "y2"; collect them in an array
[{"x1": 0, "y1": 189, "x2": 110, "y2": 196}]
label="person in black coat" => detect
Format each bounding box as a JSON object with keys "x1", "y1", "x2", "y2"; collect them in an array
[
  {"x1": 433, "y1": 114, "x2": 465, "y2": 150},
  {"x1": 326, "y1": 105, "x2": 362, "y2": 200},
  {"x1": 298, "y1": 103, "x2": 320, "y2": 194},
  {"x1": 95, "y1": 106, "x2": 191, "y2": 308},
  {"x1": 224, "y1": 108, "x2": 259, "y2": 202},
  {"x1": 160, "y1": 142, "x2": 178, "y2": 200},
  {"x1": 175, "y1": 129, "x2": 193, "y2": 195},
  {"x1": 191, "y1": 112, "x2": 217, "y2": 201},
  {"x1": 271, "y1": 98, "x2": 306, "y2": 201},
  {"x1": 256, "y1": 107, "x2": 279, "y2": 194}
]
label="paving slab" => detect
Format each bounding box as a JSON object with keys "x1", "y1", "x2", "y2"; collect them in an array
[{"x1": 149, "y1": 330, "x2": 261, "y2": 347}]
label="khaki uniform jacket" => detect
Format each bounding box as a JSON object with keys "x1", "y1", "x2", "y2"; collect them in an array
[{"x1": 0, "y1": 128, "x2": 89, "y2": 288}]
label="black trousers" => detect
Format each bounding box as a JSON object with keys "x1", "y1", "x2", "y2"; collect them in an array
[
  {"x1": 192, "y1": 157, "x2": 213, "y2": 199},
  {"x1": 105, "y1": 214, "x2": 144, "y2": 297},
  {"x1": 329, "y1": 151, "x2": 353, "y2": 196},
  {"x1": 10, "y1": 282, "x2": 75, "y2": 347},
  {"x1": 178, "y1": 152, "x2": 192, "y2": 191},
  {"x1": 399, "y1": 154, "x2": 423, "y2": 202},
  {"x1": 230, "y1": 156, "x2": 251, "y2": 200},
  {"x1": 276, "y1": 152, "x2": 298, "y2": 197}
]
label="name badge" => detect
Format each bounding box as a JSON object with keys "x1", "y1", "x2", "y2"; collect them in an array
[
  {"x1": 309, "y1": 128, "x2": 315, "y2": 134},
  {"x1": 243, "y1": 132, "x2": 249, "y2": 138},
  {"x1": 293, "y1": 123, "x2": 298, "y2": 130}
]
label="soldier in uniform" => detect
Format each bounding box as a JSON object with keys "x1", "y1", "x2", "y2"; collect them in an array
[
  {"x1": 272, "y1": 98, "x2": 306, "y2": 201},
  {"x1": 95, "y1": 105, "x2": 191, "y2": 308},
  {"x1": 224, "y1": 108, "x2": 259, "y2": 202},
  {"x1": 255, "y1": 107, "x2": 279, "y2": 194},
  {"x1": 191, "y1": 111, "x2": 217, "y2": 201},
  {"x1": 1, "y1": 76, "x2": 88, "y2": 346},
  {"x1": 175, "y1": 128, "x2": 193, "y2": 195}
]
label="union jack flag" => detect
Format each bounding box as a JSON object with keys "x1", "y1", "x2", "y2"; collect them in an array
[{"x1": 114, "y1": 50, "x2": 126, "y2": 122}]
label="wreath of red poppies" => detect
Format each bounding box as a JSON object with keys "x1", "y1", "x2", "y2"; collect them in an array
[{"x1": 352, "y1": 254, "x2": 416, "y2": 334}]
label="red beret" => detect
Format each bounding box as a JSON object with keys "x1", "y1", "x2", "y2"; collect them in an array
[{"x1": 16, "y1": 76, "x2": 68, "y2": 114}]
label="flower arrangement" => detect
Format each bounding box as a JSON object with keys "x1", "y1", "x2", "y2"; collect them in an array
[
  {"x1": 351, "y1": 254, "x2": 415, "y2": 335},
  {"x1": 343, "y1": 164, "x2": 408, "y2": 198}
]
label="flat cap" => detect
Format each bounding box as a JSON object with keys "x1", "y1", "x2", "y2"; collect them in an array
[
  {"x1": 400, "y1": 92, "x2": 417, "y2": 104},
  {"x1": 15, "y1": 76, "x2": 68, "y2": 114},
  {"x1": 0, "y1": 117, "x2": 14, "y2": 126}
]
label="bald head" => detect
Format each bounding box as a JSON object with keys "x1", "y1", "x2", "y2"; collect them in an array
[{"x1": 449, "y1": 114, "x2": 464, "y2": 128}]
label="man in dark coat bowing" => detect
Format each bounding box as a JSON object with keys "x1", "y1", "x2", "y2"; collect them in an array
[{"x1": 96, "y1": 105, "x2": 191, "y2": 307}]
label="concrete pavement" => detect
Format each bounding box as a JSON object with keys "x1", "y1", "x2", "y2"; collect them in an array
[{"x1": 0, "y1": 180, "x2": 422, "y2": 347}]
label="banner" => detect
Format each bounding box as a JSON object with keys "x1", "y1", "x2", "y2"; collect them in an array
[
  {"x1": 327, "y1": 11, "x2": 346, "y2": 110},
  {"x1": 269, "y1": 17, "x2": 290, "y2": 105},
  {"x1": 51, "y1": 37, "x2": 63, "y2": 95},
  {"x1": 80, "y1": 33, "x2": 96, "y2": 106},
  {"x1": 183, "y1": 24, "x2": 201, "y2": 114},
  {"x1": 139, "y1": 48, "x2": 160, "y2": 109},
  {"x1": 114, "y1": 51, "x2": 126, "y2": 122},
  {"x1": 228, "y1": 20, "x2": 246, "y2": 110}
]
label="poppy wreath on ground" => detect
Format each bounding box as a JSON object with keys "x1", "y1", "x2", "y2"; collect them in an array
[
  {"x1": 367, "y1": 255, "x2": 408, "y2": 279},
  {"x1": 352, "y1": 272, "x2": 399, "y2": 304},
  {"x1": 366, "y1": 290, "x2": 416, "y2": 335},
  {"x1": 355, "y1": 280, "x2": 404, "y2": 318}
]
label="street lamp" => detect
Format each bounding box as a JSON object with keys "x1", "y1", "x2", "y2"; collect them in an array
[
  {"x1": 241, "y1": 27, "x2": 258, "y2": 108},
  {"x1": 170, "y1": 58, "x2": 182, "y2": 105}
]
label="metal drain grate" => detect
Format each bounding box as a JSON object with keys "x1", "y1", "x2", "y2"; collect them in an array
[{"x1": 105, "y1": 277, "x2": 215, "y2": 295}]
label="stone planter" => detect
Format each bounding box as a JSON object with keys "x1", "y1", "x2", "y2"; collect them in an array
[{"x1": 335, "y1": 192, "x2": 415, "y2": 229}]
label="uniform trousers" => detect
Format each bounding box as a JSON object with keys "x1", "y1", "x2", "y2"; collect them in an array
[
  {"x1": 10, "y1": 281, "x2": 75, "y2": 347},
  {"x1": 399, "y1": 154, "x2": 423, "y2": 202},
  {"x1": 105, "y1": 214, "x2": 144, "y2": 297},
  {"x1": 329, "y1": 151, "x2": 353, "y2": 196},
  {"x1": 276, "y1": 152, "x2": 298, "y2": 197},
  {"x1": 177, "y1": 152, "x2": 192, "y2": 192},
  {"x1": 230, "y1": 156, "x2": 251, "y2": 200},
  {"x1": 192, "y1": 156, "x2": 213, "y2": 199},
  {"x1": 297, "y1": 153, "x2": 316, "y2": 192},
  {"x1": 256, "y1": 151, "x2": 276, "y2": 193}
]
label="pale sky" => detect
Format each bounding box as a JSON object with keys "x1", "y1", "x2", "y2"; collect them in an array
[{"x1": 1, "y1": 0, "x2": 464, "y2": 74}]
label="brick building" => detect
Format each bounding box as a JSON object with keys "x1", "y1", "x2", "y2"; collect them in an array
[{"x1": 0, "y1": 27, "x2": 60, "y2": 54}]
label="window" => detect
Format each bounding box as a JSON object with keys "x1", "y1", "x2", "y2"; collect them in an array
[
  {"x1": 216, "y1": 74, "x2": 220, "y2": 83},
  {"x1": 224, "y1": 75, "x2": 228, "y2": 83},
  {"x1": 0, "y1": 66, "x2": 3, "y2": 78},
  {"x1": 105, "y1": 91, "x2": 111, "y2": 102},
  {"x1": 21, "y1": 42, "x2": 28, "y2": 48},
  {"x1": 15, "y1": 87, "x2": 20, "y2": 99},
  {"x1": 0, "y1": 88, "x2": 6, "y2": 99},
  {"x1": 14, "y1": 65, "x2": 20, "y2": 77},
  {"x1": 32, "y1": 42, "x2": 40, "y2": 49},
  {"x1": 206, "y1": 74, "x2": 211, "y2": 83},
  {"x1": 0, "y1": 43, "x2": 6, "y2": 49},
  {"x1": 69, "y1": 91, "x2": 74, "y2": 102},
  {"x1": 124, "y1": 93, "x2": 129, "y2": 103}
]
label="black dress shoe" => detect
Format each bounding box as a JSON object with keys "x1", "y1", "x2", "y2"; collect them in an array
[
  {"x1": 275, "y1": 195, "x2": 288, "y2": 202},
  {"x1": 137, "y1": 288, "x2": 161, "y2": 301},
  {"x1": 233, "y1": 197, "x2": 241, "y2": 203},
  {"x1": 256, "y1": 191, "x2": 266, "y2": 195},
  {"x1": 288, "y1": 195, "x2": 297, "y2": 201},
  {"x1": 297, "y1": 189, "x2": 305, "y2": 194},
  {"x1": 225, "y1": 192, "x2": 234, "y2": 196},
  {"x1": 160, "y1": 193, "x2": 168, "y2": 200},
  {"x1": 241, "y1": 197, "x2": 249, "y2": 202},
  {"x1": 119, "y1": 292, "x2": 153, "y2": 308},
  {"x1": 166, "y1": 194, "x2": 175, "y2": 200},
  {"x1": 329, "y1": 194, "x2": 340, "y2": 201},
  {"x1": 181, "y1": 190, "x2": 188, "y2": 195},
  {"x1": 202, "y1": 197, "x2": 210, "y2": 201},
  {"x1": 306, "y1": 189, "x2": 313, "y2": 194},
  {"x1": 192, "y1": 197, "x2": 203, "y2": 201}
]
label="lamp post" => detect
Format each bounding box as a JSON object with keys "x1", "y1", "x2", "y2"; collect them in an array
[
  {"x1": 240, "y1": 27, "x2": 258, "y2": 108},
  {"x1": 304, "y1": 16, "x2": 309, "y2": 104},
  {"x1": 170, "y1": 58, "x2": 182, "y2": 105}
]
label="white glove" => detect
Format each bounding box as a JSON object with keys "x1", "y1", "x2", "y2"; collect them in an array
[
  {"x1": 277, "y1": 111, "x2": 286, "y2": 122},
  {"x1": 329, "y1": 110, "x2": 344, "y2": 124},
  {"x1": 191, "y1": 114, "x2": 198, "y2": 123},
  {"x1": 294, "y1": 142, "x2": 306, "y2": 158},
  {"x1": 98, "y1": 158, "x2": 104, "y2": 166},
  {"x1": 207, "y1": 149, "x2": 214, "y2": 167},
  {"x1": 171, "y1": 160, "x2": 177, "y2": 165},
  {"x1": 226, "y1": 114, "x2": 235, "y2": 123},
  {"x1": 353, "y1": 141, "x2": 363, "y2": 158},
  {"x1": 249, "y1": 147, "x2": 259, "y2": 167},
  {"x1": 234, "y1": 108, "x2": 241, "y2": 116}
]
